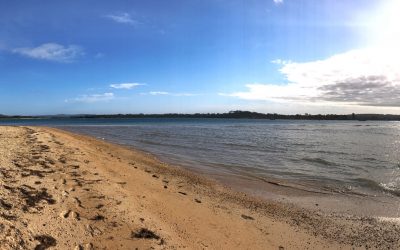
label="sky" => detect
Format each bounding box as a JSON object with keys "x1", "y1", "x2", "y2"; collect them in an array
[{"x1": 0, "y1": 0, "x2": 399, "y2": 115}]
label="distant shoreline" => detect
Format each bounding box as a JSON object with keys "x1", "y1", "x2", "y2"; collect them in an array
[{"x1": 2, "y1": 110, "x2": 400, "y2": 121}]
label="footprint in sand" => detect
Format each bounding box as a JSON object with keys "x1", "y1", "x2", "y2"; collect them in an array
[
  {"x1": 60, "y1": 210, "x2": 70, "y2": 218},
  {"x1": 59, "y1": 157, "x2": 67, "y2": 164},
  {"x1": 34, "y1": 235, "x2": 57, "y2": 250},
  {"x1": 131, "y1": 228, "x2": 160, "y2": 240},
  {"x1": 241, "y1": 214, "x2": 255, "y2": 220},
  {"x1": 59, "y1": 210, "x2": 80, "y2": 220},
  {"x1": 74, "y1": 243, "x2": 93, "y2": 250},
  {"x1": 74, "y1": 197, "x2": 84, "y2": 208},
  {"x1": 90, "y1": 214, "x2": 105, "y2": 221},
  {"x1": 95, "y1": 204, "x2": 104, "y2": 209},
  {"x1": 70, "y1": 211, "x2": 80, "y2": 220}
]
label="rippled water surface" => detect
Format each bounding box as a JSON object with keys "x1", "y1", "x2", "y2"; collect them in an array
[{"x1": 2, "y1": 118, "x2": 400, "y2": 198}]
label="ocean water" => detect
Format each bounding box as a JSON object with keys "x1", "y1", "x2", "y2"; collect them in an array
[{"x1": 1, "y1": 118, "x2": 400, "y2": 199}]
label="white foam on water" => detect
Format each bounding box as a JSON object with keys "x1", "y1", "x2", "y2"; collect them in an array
[{"x1": 379, "y1": 181, "x2": 400, "y2": 193}]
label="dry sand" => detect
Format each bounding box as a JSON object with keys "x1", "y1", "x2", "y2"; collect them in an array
[{"x1": 0, "y1": 126, "x2": 399, "y2": 249}]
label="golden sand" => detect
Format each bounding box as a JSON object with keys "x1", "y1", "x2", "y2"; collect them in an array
[{"x1": 0, "y1": 126, "x2": 398, "y2": 249}]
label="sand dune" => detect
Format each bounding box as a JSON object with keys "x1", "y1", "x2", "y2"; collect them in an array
[{"x1": 0, "y1": 126, "x2": 399, "y2": 249}]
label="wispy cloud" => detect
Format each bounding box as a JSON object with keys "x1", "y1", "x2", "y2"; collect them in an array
[
  {"x1": 273, "y1": 0, "x2": 283, "y2": 5},
  {"x1": 223, "y1": 46, "x2": 400, "y2": 107},
  {"x1": 271, "y1": 59, "x2": 291, "y2": 65},
  {"x1": 66, "y1": 93, "x2": 114, "y2": 103},
  {"x1": 147, "y1": 91, "x2": 197, "y2": 97},
  {"x1": 105, "y1": 13, "x2": 138, "y2": 25},
  {"x1": 110, "y1": 83, "x2": 145, "y2": 89},
  {"x1": 12, "y1": 43, "x2": 84, "y2": 63},
  {"x1": 149, "y1": 91, "x2": 169, "y2": 95}
]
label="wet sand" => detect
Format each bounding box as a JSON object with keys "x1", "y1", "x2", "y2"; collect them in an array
[{"x1": 0, "y1": 126, "x2": 399, "y2": 249}]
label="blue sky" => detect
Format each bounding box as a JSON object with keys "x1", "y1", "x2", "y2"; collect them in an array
[{"x1": 1, "y1": 0, "x2": 399, "y2": 115}]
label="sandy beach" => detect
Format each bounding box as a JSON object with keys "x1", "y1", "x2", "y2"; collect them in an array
[{"x1": 0, "y1": 126, "x2": 399, "y2": 249}]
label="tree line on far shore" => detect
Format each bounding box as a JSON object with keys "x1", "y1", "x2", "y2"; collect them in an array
[{"x1": 2, "y1": 110, "x2": 400, "y2": 121}]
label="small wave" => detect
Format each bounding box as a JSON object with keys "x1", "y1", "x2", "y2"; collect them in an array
[
  {"x1": 352, "y1": 178, "x2": 400, "y2": 197},
  {"x1": 253, "y1": 176, "x2": 371, "y2": 197},
  {"x1": 253, "y1": 176, "x2": 335, "y2": 195},
  {"x1": 302, "y1": 157, "x2": 338, "y2": 166},
  {"x1": 220, "y1": 141, "x2": 258, "y2": 150},
  {"x1": 313, "y1": 150, "x2": 349, "y2": 156},
  {"x1": 363, "y1": 157, "x2": 378, "y2": 161}
]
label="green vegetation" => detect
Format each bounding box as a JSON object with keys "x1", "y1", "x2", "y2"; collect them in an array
[{"x1": 2, "y1": 111, "x2": 400, "y2": 121}]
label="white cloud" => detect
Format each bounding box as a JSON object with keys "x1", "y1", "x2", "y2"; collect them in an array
[
  {"x1": 110, "y1": 83, "x2": 145, "y2": 89},
  {"x1": 105, "y1": 13, "x2": 138, "y2": 25},
  {"x1": 147, "y1": 91, "x2": 197, "y2": 97},
  {"x1": 224, "y1": 46, "x2": 400, "y2": 107},
  {"x1": 66, "y1": 93, "x2": 114, "y2": 103},
  {"x1": 273, "y1": 0, "x2": 283, "y2": 5},
  {"x1": 271, "y1": 59, "x2": 291, "y2": 65},
  {"x1": 149, "y1": 91, "x2": 169, "y2": 95},
  {"x1": 12, "y1": 43, "x2": 83, "y2": 63},
  {"x1": 224, "y1": 0, "x2": 400, "y2": 109}
]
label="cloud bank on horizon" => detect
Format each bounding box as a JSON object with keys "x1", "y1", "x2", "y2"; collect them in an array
[
  {"x1": 223, "y1": 0, "x2": 400, "y2": 109},
  {"x1": 225, "y1": 47, "x2": 400, "y2": 107}
]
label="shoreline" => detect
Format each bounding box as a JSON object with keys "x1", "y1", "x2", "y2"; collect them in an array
[
  {"x1": 59, "y1": 125, "x2": 400, "y2": 219},
  {"x1": 0, "y1": 126, "x2": 399, "y2": 249}
]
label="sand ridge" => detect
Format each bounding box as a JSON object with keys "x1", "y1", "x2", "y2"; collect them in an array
[{"x1": 0, "y1": 126, "x2": 399, "y2": 249}]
